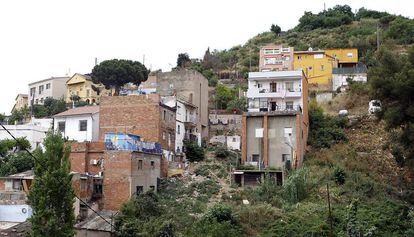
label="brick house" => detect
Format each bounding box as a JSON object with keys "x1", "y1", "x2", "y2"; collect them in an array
[
  {"x1": 69, "y1": 142, "x2": 162, "y2": 212},
  {"x1": 99, "y1": 94, "x2": 175, "y2": 166}
]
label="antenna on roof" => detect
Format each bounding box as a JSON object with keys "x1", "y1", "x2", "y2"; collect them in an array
[
  {"x1": 95, "y1": 58, "x2": 98, "y2": 66},
  {"x1": 324, "y1": 2, "x2": 326, "y2": 11}
]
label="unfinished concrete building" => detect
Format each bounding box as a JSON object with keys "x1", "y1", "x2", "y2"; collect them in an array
[{"x1": 235, "y1": 70, "x2": 309, "y2": 186}]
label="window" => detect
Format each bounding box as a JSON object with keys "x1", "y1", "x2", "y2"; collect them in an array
[
  {"x1": 138, "y1": 160, "x2": 143, "y2": 170},
  {"x1": 38, "y1": 85, "x2": 44, "y2": 94},
  {"x1": 58, "y1": 121, "x2": 65, "y2": 132},
  {"x1": 257, "y1": 83, "x2": 262, "y2": 88},
  {"x1": 282, "y1": 154, "x2": 291, "y2": 162},
  {"x1": 177, "y1": 125, "x2": 180, "y2": 134},
  {"x1": 13, "y1": 180, "x2": 21, "y2": 190},
  {"x1": 162, "y1": 132, "x2": 166, "y2": 140},
  {"x1": 286, "y1": 102, "x2": 294, "y2": 110},
  {"x1": 270, "y1": 82, "x2": 277, "y2": 92},
  {"x1": 30, "y1": 87, "x2": 36, "y2": 96},
  {"x1": 40, "y1": 98, "x2": 44, "y2": 103},
  {"x1": 297, "y1": 55, "x2": 302, "y2": 60},
  {"x1": 284, "y1": 127, "x2": 292, "y2": 137},
  {"x1": 308, "y1": 66, "x2": 313, "y2": 70},
  {"x1": 255, "y1": 128, "x2": 264, "y2": 138},
  {"x1": 321, "y1": 65, "x2": 325, "y2": 71},
  {"x1": 163, "y1": 110, "x2": 166, "y2": 120},
  {"x1": 151, "y1": 161, "x2": 155, "y2": 169},
  {"x1": 86, "y1": 89, "x2": 90, "y2": 97},
  {"x1": 80, "y1": 179, "x2": 86, "y2": 191},
  {"x1": 284, "y1": 56, "x2": 290, "y2": 61},
  {"x1": 46, "y1": 83, "x2": 50, "y2": 89},
  {"x1": 232, "y1": 137, "x2": 236, "y2": 142},
  {"x1": 80, "y1": 86, "x2": 83, "y2": 91},
  {"x1": 347, "y1": 52, "x2": 353, "y2": 58},
  {"x1": 79, "y1": 120, "x2": 87, "y2": 131},
  {"x1": 285, "y1": 82, "x2": 294, "y2": 92},
  {"x1": 35, "y1": 99, "x2": 38, "y2": 104},
  {"x1": 93, "y1": 183, "x2": 103, "y2": 195},
  {"x1": 282, "y1": 48, "x2": 290, "y2": 52},
  {"x1": 136, "y1": 186, "x2": 143, "y2": 195},
  {"x1": 252, "y1": 154, "x2": 259, "y2": 162},
  {"x1": 314, "y1": 54, "x2": 324, "y2": 59}
]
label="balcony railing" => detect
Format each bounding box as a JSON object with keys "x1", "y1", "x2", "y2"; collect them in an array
[
  {"x1": 248, "y1": 105, "x2": 302, "y2": 113},
  {"x1": 246, "y1": 89, "x2": 302, "y2": 98}
]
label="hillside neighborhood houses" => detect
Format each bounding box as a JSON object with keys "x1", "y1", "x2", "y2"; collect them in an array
[{"x1": 0, "y1": 44, "x2": 367, "y2": 235}]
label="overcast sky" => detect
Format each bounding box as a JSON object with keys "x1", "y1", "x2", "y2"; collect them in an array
[{"x1": 0, "y1": 0, "x2": 413, "y2": 114}]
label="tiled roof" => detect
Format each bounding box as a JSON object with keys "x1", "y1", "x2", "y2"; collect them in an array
[{"x1": 54, "y1": 106, "x2": 99, "y2": 117}]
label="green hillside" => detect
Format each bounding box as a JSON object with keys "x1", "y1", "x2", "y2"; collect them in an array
[{"x1": 200, "y1": 6, "x2": 414, "y2": 79}]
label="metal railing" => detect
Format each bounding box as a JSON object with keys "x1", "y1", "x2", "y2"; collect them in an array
[{"x1": 249, "y1": 105, "x2": 302, "y2": 112}]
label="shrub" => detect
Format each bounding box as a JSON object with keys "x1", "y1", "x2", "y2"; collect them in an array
[
  {"x1": 333, "y1": 166, "x2": 346, "y2": 185},
  {"x1": 283, "y1": 168, "x2": 308, "y2": 204},
  {"x1": 215, "y1": 145, "x2": 231, "y2": 159},
  {"x1": 184, "y1": 140, "x2": 205, "y2": 162}
]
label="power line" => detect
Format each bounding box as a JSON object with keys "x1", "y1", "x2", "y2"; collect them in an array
[{"x1": 0, "y1": 123, "x2": 115, "y2": 229}]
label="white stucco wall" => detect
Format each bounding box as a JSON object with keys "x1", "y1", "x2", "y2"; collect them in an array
[
  {"x1": 28, "y1": 77, "x2": 68, "y2": 106},
  {"x1": 0, "y1": 205, "x2": 32, "y2": 222},
  {"x1": 54, "y1": 113, "x2": 99, "y2": 142},
  {"x1": 332, "y1": 73, "x2": 367, "y2": 91},
  {"x1": 226, "y1": 136, "x2": 241, "y2": 150},
  {"x1": 0, "y1": 125, "x2": 48, "y2": 149}
]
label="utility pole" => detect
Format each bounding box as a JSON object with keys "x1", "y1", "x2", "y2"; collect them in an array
[
  {"x1": 327, "y1": 183, "x2": 333, "y2": 237},
  {"x1": 143, "y1": 54, "x2": 145, "y2": 65},
  {"x1": 376, "y1": 24, "x2": 380, "y2": 51}
]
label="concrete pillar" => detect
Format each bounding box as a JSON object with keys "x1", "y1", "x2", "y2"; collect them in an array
[
  {"x1": 263, "y1": 115, "x2": 268, "y2": 167},
  {"x1": 241, "y1": 114, "x2": 247, "y2": 164}
]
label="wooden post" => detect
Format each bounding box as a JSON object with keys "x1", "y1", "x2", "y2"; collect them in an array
[{"x1": 327, "y1": 183, "x2": 333, "y2": 237}]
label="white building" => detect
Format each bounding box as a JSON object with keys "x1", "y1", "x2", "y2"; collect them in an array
[
  {"x1": 161, "y1": 96, "x2": 201, "y2": 155},
  {"x1": 28, "y1": 76, "x2": 69, "y2": 106},
  {"x1": 332, "y1": 66, "x2": 367, "y2": 92},
  {"x1": 246, "y1": 70, "x2": 305, "y2": 113},
  {"x1": 53, "y1": 106, "x2": 100, "y2": 142},
  {"x1": 209, "y1": 135, "x2": 240, "y2": 151},
  {"x1": 0, "y1": 124, "x2": 49, "y2": 150}
]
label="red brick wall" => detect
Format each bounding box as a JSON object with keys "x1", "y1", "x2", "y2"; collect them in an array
[
  {"x1": 69, "y1": 142, "x2": 105, "y2": 174},
  {"x1": 0, "y1": 180, "x2": 5, "y2": 191},
  {"x1": 102, "y1": 151, "x2": 132, "y2": 211}
]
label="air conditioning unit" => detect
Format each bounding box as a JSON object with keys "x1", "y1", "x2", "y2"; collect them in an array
[{"x1": 90, "y1": 159, "x2": 98, "y2": 165}]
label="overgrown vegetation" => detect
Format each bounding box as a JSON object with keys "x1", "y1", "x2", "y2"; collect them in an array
[
  {"x1": 183, "y1": 140, "x2": 205, "y2": 162},
  {"x1": 0, "y1": 137, "x2": 33, "y2": 176},
  {"x1": 308, "y1": 100, "x2": 348, "y2": 148}
]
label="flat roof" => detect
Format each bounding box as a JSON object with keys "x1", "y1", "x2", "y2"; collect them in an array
[
  {"x1": 248, "y1": 70, "x2": 303, "y2": 80},
  {"x1": 28, "y1": 76, "x2": 69, "y2": 86},
  {"x1": 0, "y1": 170, "x2": 34, "y2": 180}
]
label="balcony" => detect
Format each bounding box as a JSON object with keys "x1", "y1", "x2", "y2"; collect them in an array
[
  {"x1": 246, "y1": 89, "x2": 302, "y2": 98},
  {"x1": 247, "y1": 105, "x2": 302, "y2": 115},
  {"x1": 184, "y1": 115, "x2": 197, "y2": 127}
]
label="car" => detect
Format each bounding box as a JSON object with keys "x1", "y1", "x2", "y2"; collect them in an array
[
  {"x1": 338, "y1": 109, "x2": 348, "y2": 117},
  {"x1": 368, "y1": 100, "x2": 382, "y2": 114}
]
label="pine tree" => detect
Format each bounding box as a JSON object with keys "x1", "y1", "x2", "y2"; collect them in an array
[{"x1": 28, "y1": 131, "x2": 75, "y2": 237}]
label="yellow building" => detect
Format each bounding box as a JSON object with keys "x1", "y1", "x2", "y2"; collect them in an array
[
  {"x1": 325, "y1": 48, "x2": 358, "y2": 67},
  {"x1": 66, "y1": 73, "x2": 110, "y2": 104},
  {"x1": 293, "y1": 50, "x2": 338, "y2": 85},
  {"x1": 11, "y1": 94, "x2": 28, "y2": 113}
]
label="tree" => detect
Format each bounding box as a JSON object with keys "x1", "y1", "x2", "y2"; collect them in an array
[
  {"x1": 184, "y1": 140, "x2": 204, "y2": 162},
  {"x1": 227, "y1": 97, "x2": 247, "y2": 112},
  {"x1": 270, "y1": 24, "x2": 281, "y2": 35},
  {"x1": 215, "y1": 84, "x2": 236, "y2": 110},
  {"x1": 28, "y1": 131, "x2": 75, "y2": 237},
  {"x1": 91, "y1": 59, "x2": 149, "y2": 96},
  {"x1": 43, "y1": 98, "x2": 66, "y2": 116},
  {"x1": 369, "y1": 47, "x2": 414, "y2": 165},
  {"x1": 176, "y1": 53, "x2": 191, "y2": 68}
]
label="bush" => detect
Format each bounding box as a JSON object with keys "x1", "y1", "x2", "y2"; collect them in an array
[
  {"x1": 308, "y1": 100, "x2": 348, "y2": 148},
  {"x1": 184, "y1": 140, "x2": 205, "y2": 162},
  {"x1": 215, "y1": 145, "x2": 231, "y2": 159},
  {"x1": 283, "y1": 168, "x2": 308, "y2": 204},
  {"x1": 333, "y1": 166, "x2": 346, "y2": 185}
]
